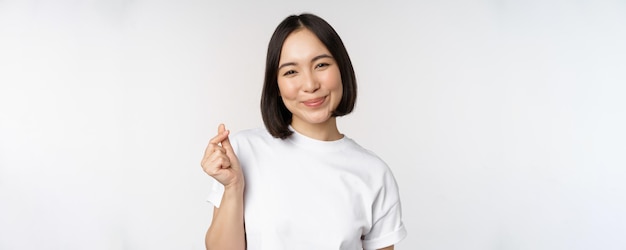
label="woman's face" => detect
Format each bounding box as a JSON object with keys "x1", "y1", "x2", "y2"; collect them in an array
[{"x1": 277, "y1": 28, "x2": 343, "y2": 127}]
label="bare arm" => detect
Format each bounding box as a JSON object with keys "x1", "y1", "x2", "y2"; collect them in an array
[
  {"x1": 202, "y1": 124, "x2": 246, "y2": 250},
  {"x1": 379, "y1": 245, "x2": 394, "y2": 250},
  {"x1": 205, "y1": 186, "x2": 245, "y2": 249}
]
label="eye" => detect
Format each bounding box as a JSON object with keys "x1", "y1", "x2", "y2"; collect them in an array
[
  {"x1": 283, "y1": 70, "x2": 297, "y2": 76},
  {"x1": 315, "y1": 63, "x2": 329, "y2": 69}
]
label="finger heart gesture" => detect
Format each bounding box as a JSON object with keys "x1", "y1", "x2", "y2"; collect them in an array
[{"x1": 201, "y1": 124, "x2": 244, "y2": 189}]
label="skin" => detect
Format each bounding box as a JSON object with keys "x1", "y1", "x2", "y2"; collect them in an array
[
  {"x1": 202, "y1": 124, "x2": 245, "y2": 250},
  {"x1": 277, "y1": 28, "x2": 344, "y2": 141},
  {"x1": 202, "y1": 28, "x2": 395, "y2": 250}
]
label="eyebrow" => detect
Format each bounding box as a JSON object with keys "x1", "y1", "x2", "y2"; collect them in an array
[{"x1": 278, "y1": 54, "x2": 334, "y2": 70}]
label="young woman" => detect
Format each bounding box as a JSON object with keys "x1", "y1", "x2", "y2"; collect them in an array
[{"x1": 201, "y1": 13, "x2": 406, "y2": 250}]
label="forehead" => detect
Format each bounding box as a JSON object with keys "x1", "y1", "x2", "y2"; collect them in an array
[{"x1": 279, "y1": 28, "x2": 331, "y2": 62}]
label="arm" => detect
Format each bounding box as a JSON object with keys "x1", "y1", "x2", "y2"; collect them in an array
[
  {"x1": 379, "y1": 245, "x2": 394, "y2": 250},
  {"x1": 202, "y1": 124, "x2": 246, "y2": 250},
  {"x1": 205, "y1": 186, "x2": 245, "y2": 249}
]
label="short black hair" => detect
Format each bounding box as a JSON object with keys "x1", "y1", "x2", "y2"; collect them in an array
[{"x1": 260, "y1": 13, "x2": 357, "y2": 139}]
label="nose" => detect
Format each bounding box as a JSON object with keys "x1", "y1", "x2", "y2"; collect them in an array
[{"x1": 302, "y1": 71, "x2": 320, "y2": 93}]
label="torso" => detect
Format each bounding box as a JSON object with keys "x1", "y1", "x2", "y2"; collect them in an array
[{"x1": 230, "y1": 128, "x2": 391, "y2": 249}]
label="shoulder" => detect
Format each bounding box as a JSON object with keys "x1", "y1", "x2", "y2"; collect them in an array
[
  {"x1": 344, "y1": 137, "x2": 390, "y2": 170},
  {"x1": 229, "y1": 127, "x2": 276, "y2": 151},
  {"x1": 346, "y1": 137, "x2": 387, "y2": 166},
  {"x1": 231, "y1": 127, "x2": 270, "y2": 141}
]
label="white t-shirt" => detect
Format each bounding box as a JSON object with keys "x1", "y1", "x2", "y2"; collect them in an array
[{"x1": 207, "y1": 127, "x2": 406, "y2": 250}]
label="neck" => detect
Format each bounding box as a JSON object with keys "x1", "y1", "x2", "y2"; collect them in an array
[{"x1": 291, "y1": 118, "x2": 343, "y2": 141}]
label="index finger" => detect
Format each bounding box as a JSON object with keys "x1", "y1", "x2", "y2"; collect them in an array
[
  {"x1": 209, "y1": 124, "x2": 230, "y2": 143},
  {"x1": 208, "y1": 130, "x2": 229, "y2": 145},
  {"x1": 204, "y1": 127, "x2": 230, "y2": 156}
]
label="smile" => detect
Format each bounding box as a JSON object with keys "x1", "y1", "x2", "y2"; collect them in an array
[{"x1": 302, "y1": 96, "x2": 326, "y2": 107}]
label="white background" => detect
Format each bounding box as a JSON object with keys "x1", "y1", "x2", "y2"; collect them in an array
[{"x1": 1, "y1": 0, "x2": 625, "y2": 249}]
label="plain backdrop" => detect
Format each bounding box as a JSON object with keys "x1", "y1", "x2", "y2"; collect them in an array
[{"x1": 1, "y1": 0, "x2": 625, "y2": 249}]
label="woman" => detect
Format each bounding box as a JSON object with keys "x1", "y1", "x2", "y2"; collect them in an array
[{"x1": 202, "y1": 13, "x2": 406, "y2": 250}]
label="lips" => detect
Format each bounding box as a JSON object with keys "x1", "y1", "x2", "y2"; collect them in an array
[{"x1": 302, "y1": 96, "x2": 326, "y2": 107}]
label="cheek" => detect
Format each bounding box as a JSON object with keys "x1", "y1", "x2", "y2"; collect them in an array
[
  {"x1": 277, "y1": 79, "x2": 298, "y2": 100},
  {"x1": 322, "y1": 68, "x2": 343, "y2": 91}
]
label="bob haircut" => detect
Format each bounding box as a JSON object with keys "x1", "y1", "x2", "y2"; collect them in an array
[{"x1": 261, "y1": 13, "x2": 357, "y2": 139}]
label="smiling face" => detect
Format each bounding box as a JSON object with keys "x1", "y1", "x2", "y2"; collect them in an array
[{"x1": 277, "y1": 28, "x2": 343, "y2": 130}]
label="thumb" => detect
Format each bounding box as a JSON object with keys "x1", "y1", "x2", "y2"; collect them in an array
[
  {"x1": 219, "y1": 124, "x2": 234, "y2": 152},
  {"x1": 221, "y1": 132, "x2": 240, "y2": 167},
  {"x1": 217, "y1": 123, "x2": 226, "y2": 135}
]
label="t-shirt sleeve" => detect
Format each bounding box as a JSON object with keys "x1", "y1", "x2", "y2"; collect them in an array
[
  {"x1": 362, "y1": 170, "x2": 407, "y2": 249},
  {"x1": 206, "y1": 177, "x2": 224, "y2": 208}
]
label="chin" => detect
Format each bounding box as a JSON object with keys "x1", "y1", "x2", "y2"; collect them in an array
[{"x1": 304, "y1": 114, "x2": 333, "y2": 124}]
